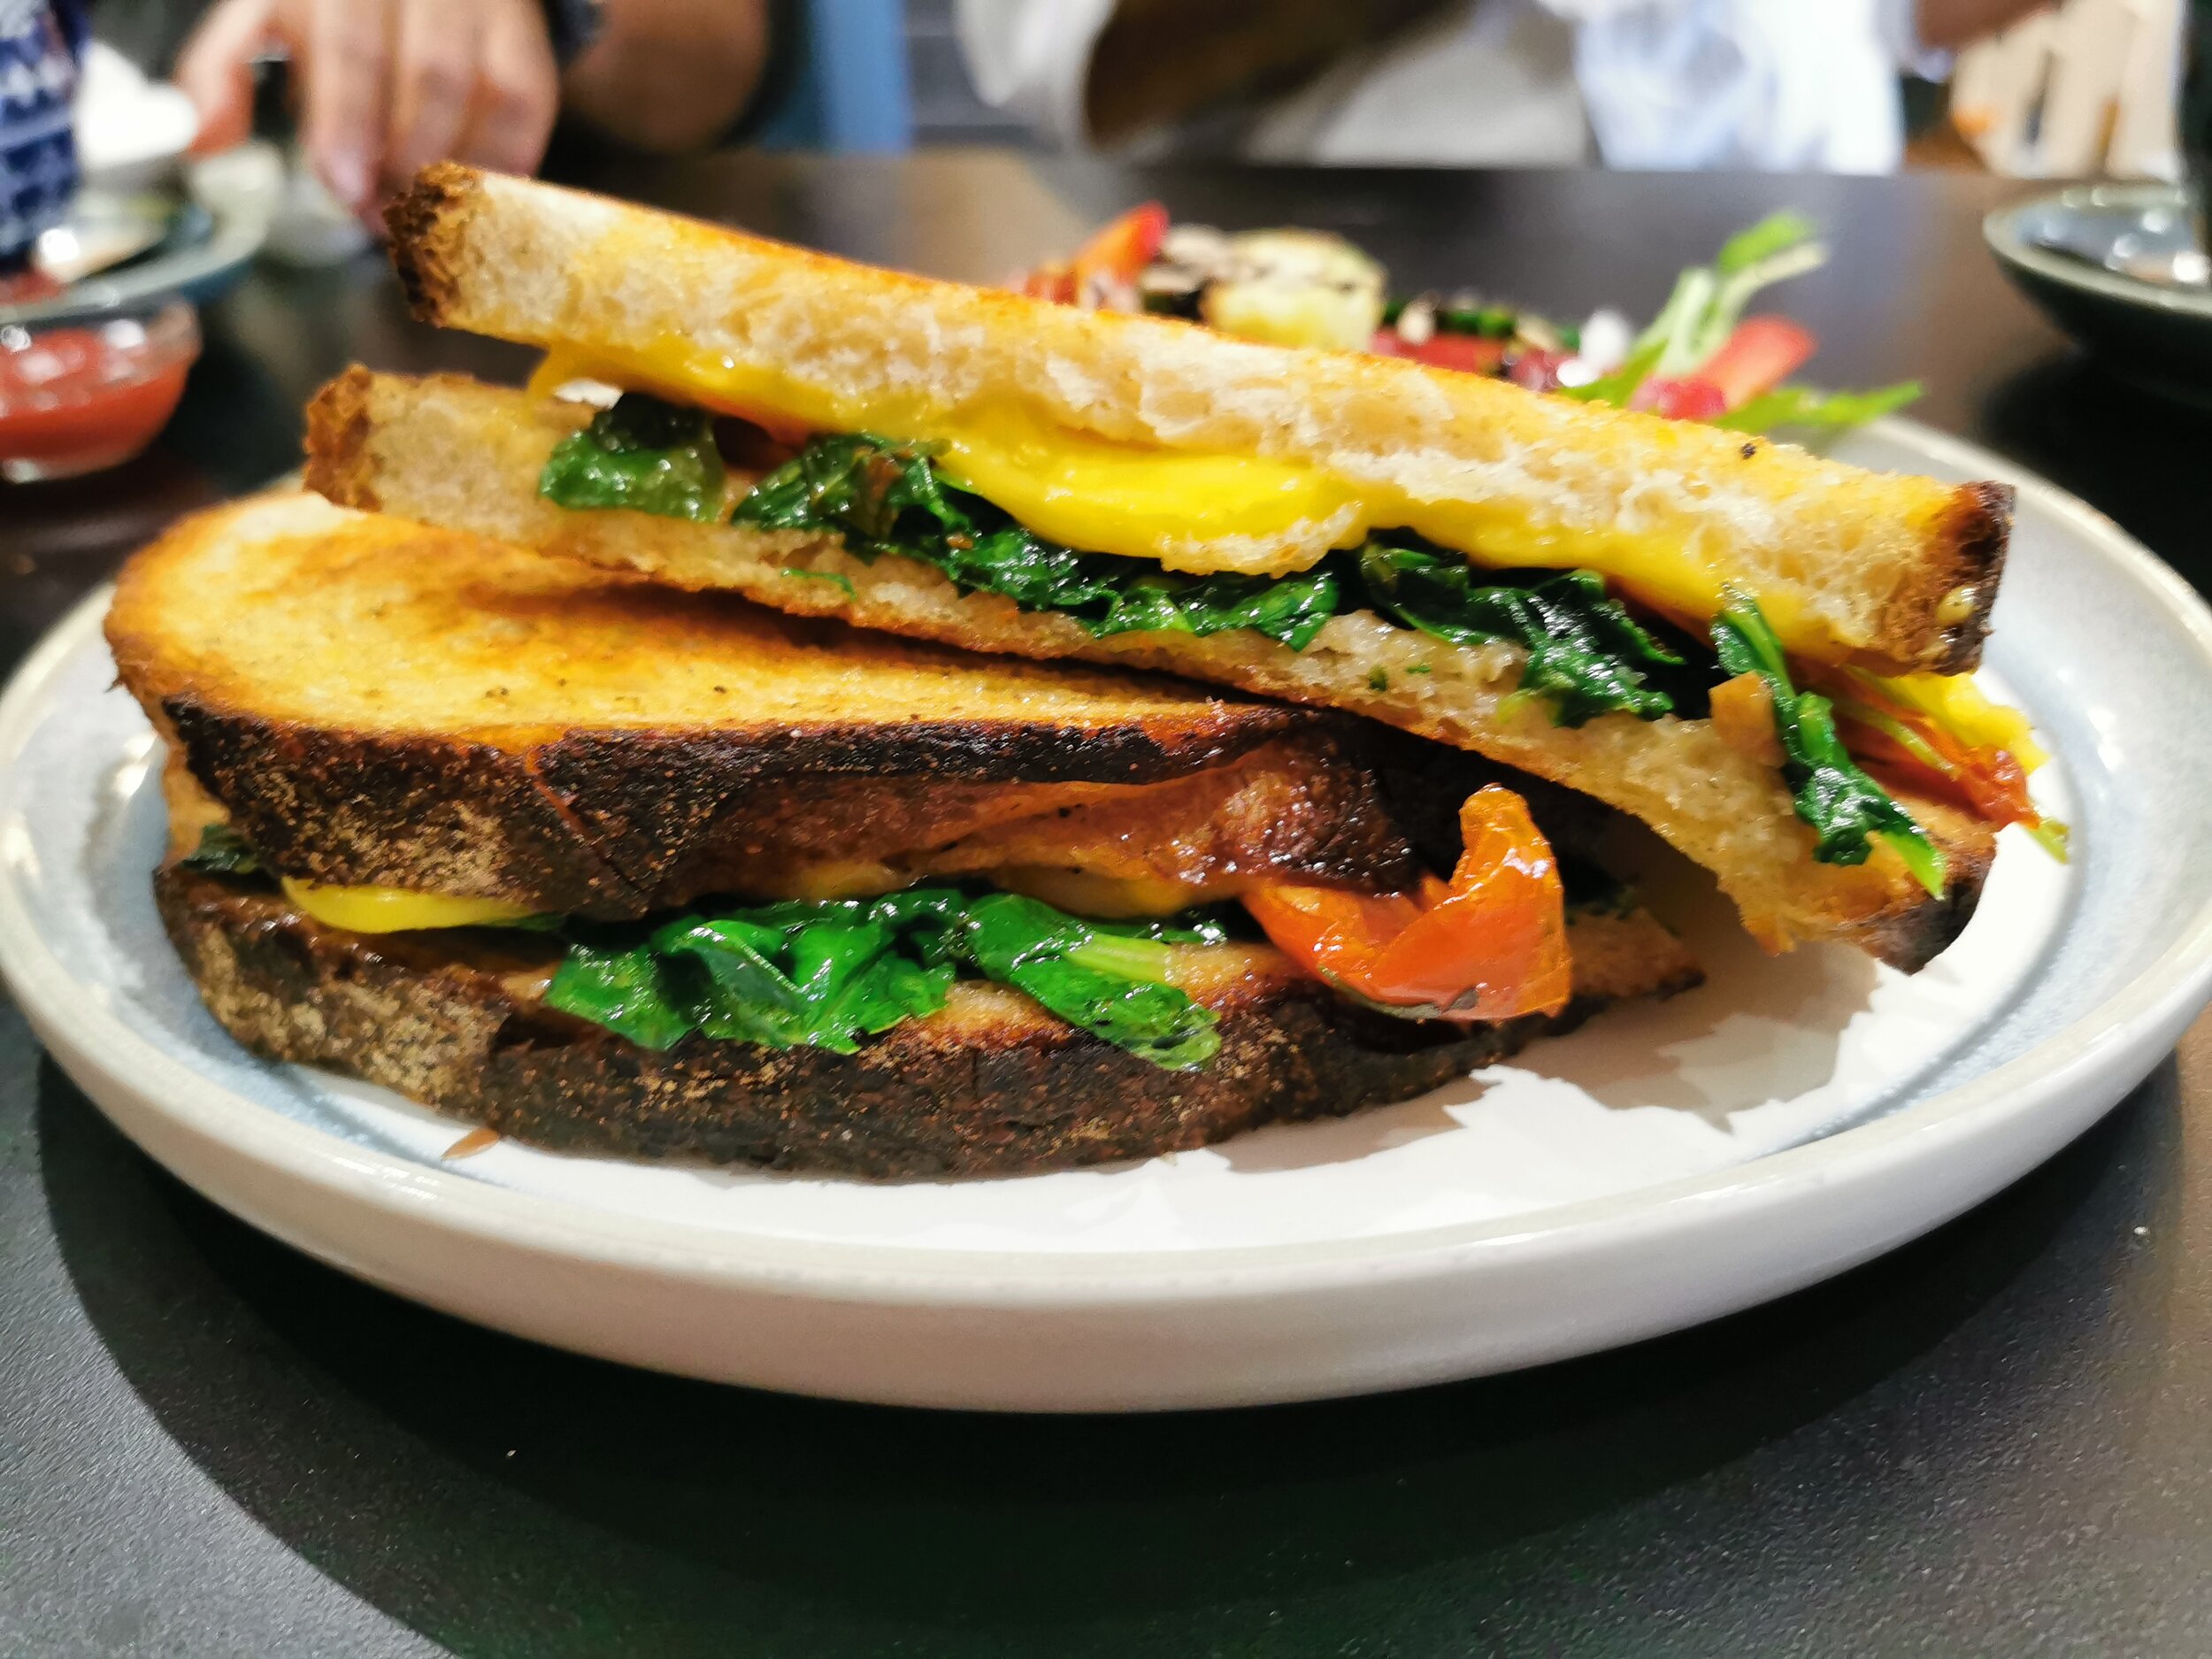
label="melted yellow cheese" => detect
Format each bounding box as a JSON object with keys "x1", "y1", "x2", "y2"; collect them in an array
[
  {"x1": 526, "y1": 351, "x2": 582, "y2": 398},
  {"x1": 282, "y1": 879, "x2": 540, "y2": 933},
  {"x1": 1857, "y1": 670, "x2": 2047, "y2": 771},
  {"x1": 989, "y1": 866, "x2": 1226, "y2": 918},
  {"x1": 934, "y1": 409, "x2": 1357, "y2": 566}
]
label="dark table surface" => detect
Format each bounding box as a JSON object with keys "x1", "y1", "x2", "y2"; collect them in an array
[{"x1": 6, "y1": 153, "x2": 2212, "y2": 1658}]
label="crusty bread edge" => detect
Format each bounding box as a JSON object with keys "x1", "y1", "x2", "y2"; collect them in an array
[
  {"x1": 382, "y1": 164, "x2": 478, "y2": 331},
  {"x1": 1908, "y1": 480, "x2": 2013, "y2": 678},
  {"x1": 303, "y1": 364, "x2": 383, "y2": 511}
]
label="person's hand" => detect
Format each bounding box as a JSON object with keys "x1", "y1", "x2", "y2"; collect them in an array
[{"x1": 175, "y1": 0, "x2": 560, "y2": 221}]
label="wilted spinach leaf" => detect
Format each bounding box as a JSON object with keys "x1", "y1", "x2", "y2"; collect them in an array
[
  {"x1": 541, "y1": 886, "x2": 1220, "y2": 1069},
  {"x1": 538, "y1": 393, "x2": 726, "y2": 523},
  {"x1": 960, "y1": 893, "x2": 1221, "y2": 1070},
  {"x1": 180, "y1": 823, "x2": 263, "y2": 876},
  {"x1": 733, "y1": 434, "x2": 1340, "y2": 650},
  {"x1": 1357, "y1": 541, "x2": 1692, "y2": 726},
  {"x1": 1712, "y1": 591, "x2": 1946, "y2": 894}
]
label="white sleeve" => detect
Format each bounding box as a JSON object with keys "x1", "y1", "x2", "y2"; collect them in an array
[
  {"x1": 1877, "y1": 0, "x2": 1956, "y2": 79},
  {"x1": 952, "y1": 0, "x2": 1121, "y2": 147},
  {"x1": 1566, "y1": 0, "x2": 1904, "y2": 173}
]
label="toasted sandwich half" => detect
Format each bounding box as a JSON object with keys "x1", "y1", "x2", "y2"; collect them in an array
[
  {"x1": 109, "y1": 494, "x2": 1698, "y2": 1178},
  {"x1": 310, "y1": 165, "x2": 2051, "y2": 970}
]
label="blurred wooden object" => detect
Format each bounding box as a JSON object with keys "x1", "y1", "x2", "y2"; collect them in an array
[{"x1": 1952, "y1": 0, "x2": 2182, "y2": 175}]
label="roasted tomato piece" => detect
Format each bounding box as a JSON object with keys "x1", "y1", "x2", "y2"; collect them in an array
[
  {"x1": 1242, "y1": 786, "x2": 1571, "y2": 1021},
  {"x1": 1071, "y1": 202, "x2": 1170, "y2": 294}
]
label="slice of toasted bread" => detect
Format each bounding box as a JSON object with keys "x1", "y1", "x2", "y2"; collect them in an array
[
  {"x1": 307, "y1": 371, "x2": 1997, "y2": 970},
  {"x1": 382, "y1": 163, "x2": 2006, "y2": 674},
  {"x1": 110, "y1": 494, "x2": 1535, "y2": 915},
  {"x1": 157, "y1": 866, "x2": 1700, "y2": 1177}
]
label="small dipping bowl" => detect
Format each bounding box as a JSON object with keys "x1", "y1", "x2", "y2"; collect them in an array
[
  {"x1": 1985, "y1": 183, "x2": 2212, "y2": 407},
  {"x1": 0, "y1": 300, "x2": 198, "y2": 481}
]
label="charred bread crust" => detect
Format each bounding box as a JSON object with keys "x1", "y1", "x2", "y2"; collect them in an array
[
  {"x1": 1832, "y1": 827, "x2": 1994, "y2": 972},
  {"x1": 1891, "y1": 480, "x2": 2012, "y2": 677},
  {"x1": 157, "y1": 695, "x2": 652, "y2": 915},
  {"x1": 156, "y1": 695, "x2": 1418, "y2": 918},
  {"x1": 157, "y1": 866, "x2": 1614, "y2": 1178},
  {"x1": 382, "y1": 162, "x2": 475, "y2": 324},
  {"x1": 302, "y1": 365, "x2": 381, "y2": 511}
]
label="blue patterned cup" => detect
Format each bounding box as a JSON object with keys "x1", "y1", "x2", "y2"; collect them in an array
[{"x1": 0, "y1": 0, "x2": 85, "y2": 271}]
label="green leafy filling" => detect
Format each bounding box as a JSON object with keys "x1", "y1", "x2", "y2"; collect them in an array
[
  {"x1": 734, "y1": 432, "x2": 1340, "y2": 651},
  {"x1": 542, "y1": 888, "x2": 1225, "y2": 1071},
  {"x1": 1712, "y1": 591, "x2": 1947, "y2": 893},
  {"x1": 548, "y1": 416, "x2": 1706, "y2": 726},
  {"x1": 731, "y1": 434, "x2": 1705, "y2": 726},
  {"x1": 180, "y1": 823, "x2": 262, "y2": 876},
  {"x1": 1710, "y1": 382, "x2": 1924, "y2": 434},
  {"x1": 1357, "y1": 542, "x2": 1696, "y2": 727},
  {"x1": 539, "y1": 394, "x2": 727, "y2": 523}
]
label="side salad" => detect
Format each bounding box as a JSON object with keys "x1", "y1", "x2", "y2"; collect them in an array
[{"x1": 1018, "y1": 206, "x2": 1918, "y2": 437}]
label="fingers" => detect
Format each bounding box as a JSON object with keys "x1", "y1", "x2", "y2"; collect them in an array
[
  {"x1": 174, "y1": 0, "x2": 277, "y2": 156},
  {"x1": 451, "y1": 0, "x2": 559, "y2": 178},
  {"x1": 300, "y1": 0, "x2": 391, "y2": 215},
  {"x1": 219, "y1": 0, "x2": 559, "y2": 222},
  {"x1": 383, "y1": 0, "x2": 480, "y2": 192}
]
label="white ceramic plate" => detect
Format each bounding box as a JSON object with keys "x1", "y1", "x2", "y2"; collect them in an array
[{"x1": 4, "y1": 419, "x2": 2211, "y2": 1411}]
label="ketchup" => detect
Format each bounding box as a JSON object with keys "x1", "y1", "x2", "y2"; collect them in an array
[{"x1": 0, "y1": 304, "x2": 197, "y2": 481}]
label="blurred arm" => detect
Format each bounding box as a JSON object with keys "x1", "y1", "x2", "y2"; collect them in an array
[
  {"x1": 1913, "y1": 0, "x2": 2050, "y2": 52},
  {"x1": 177, "y1": 0, "x2": 772, "y2": 224},
  {"x1": 564, "y1": 0, "x2": 772, "y2": 152},
  {"x1": 1083, "y1": 0, "x2": 1454, "y2": 143}
]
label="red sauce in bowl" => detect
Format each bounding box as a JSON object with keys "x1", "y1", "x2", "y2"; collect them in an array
[{"x1": 0, "y1": 303, "x2": 198, "y2": 481}]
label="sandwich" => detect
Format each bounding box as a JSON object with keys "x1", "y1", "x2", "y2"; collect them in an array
[
  {"x1": 305, "y1": 165, "x2": 2058, "y2": 977},
  {"x1": 109, "y1": 492, "x2": 1700, "y2": 1178}
]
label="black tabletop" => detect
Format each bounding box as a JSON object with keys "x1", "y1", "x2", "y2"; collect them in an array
[{"x1": 5, "y1": 155, "x2": 2212, "y2": 1658}]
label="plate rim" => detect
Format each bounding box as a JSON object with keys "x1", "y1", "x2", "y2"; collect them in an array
[
  {"x1": 1982, "y1": 180, "x2": 2212, "y2": 321},
  {"x1": 0, "y1": 191, "x2": 266, "y2": 330},
  {"x1": 5, "y1": 416, "x2": 2212, "y2": 1305}
]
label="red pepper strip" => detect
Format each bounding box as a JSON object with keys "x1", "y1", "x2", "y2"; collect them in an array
[
  {"x1": 1838, "y1": 717, "x2": 2037, "y2": 827},
  {"x1": 1018, "y1": 261, "x2": 1077, "y2": 303},
  {"x1": 1370, "y1": 328, "x2": 1508, "y2": 375},
  {"x1": 1241, "y1": 786, "x2": 1572, "y2": 1022},
  {"x1": 1813, "y1": 670, "x2": 2039, "y2": 828},
  {"x1": 1071, "y1": 202, "x2": 1169, "y2": 295},
  {"x1": 1630, "y1": 375, "x2": 1729, "y2": 420},
  {"x1": 1695, "y1": 314, "x2": 1817, "y2": 408},
  {"x1": 1508, "y1": 347, "x2": 1571, "y2": 392},
  {"x1": 1632, "y1": 315, "x2": 1817, "y2": 420}
]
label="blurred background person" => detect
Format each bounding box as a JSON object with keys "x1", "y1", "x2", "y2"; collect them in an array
[
  {"x1": 956, "y1": 0, "x2": 2054, "y2": 172},
  {"x1": 168, "y1": 0, "x2": 774, "y2": 219}
]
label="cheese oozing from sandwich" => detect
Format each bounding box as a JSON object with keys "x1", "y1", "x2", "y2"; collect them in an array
[{"x1": 280, "y1": 879, "x2": 541, "y2": 933}]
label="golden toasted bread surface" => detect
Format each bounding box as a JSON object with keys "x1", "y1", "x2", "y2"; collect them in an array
[
  {"x1": 309, "y1": 372, "x2": 1996, "y2": 969},
  {"x1": 108, "y1": 491, "x2": 1293, "y2": 753},
  {"x1": 383, "y1": 163, "x2": 2005, "y2": 673}
]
